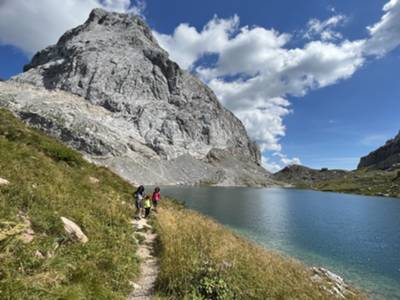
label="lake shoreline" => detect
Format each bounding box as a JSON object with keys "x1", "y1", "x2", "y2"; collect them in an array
[
  {"x1": 153, "y1": 181, "x2": 400, "y2": 199},
  {"x1": 289, "y1": 186, "x2": 400, "y2": 199},
  {"x1": 153, "y1": 199, "x2": 365, "y2": 299},
  {"x1": 157, "y1": 186, "x2": 400, "y2": 299},
  {"x1": 275, "y1": 167, "x2": 400, "y2": 199}
]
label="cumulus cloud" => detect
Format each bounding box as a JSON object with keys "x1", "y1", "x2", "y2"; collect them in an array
[
  {"x1": 261, "y1": 156, "x2": 283, "y2": 173},
  {"x1": 273, "y1": 152, "x2": 301, "y2": 166},
  {"x1": 262, "y1": 154, "x2": 301, "y2": 172},
  {"x1": 154, "y1": 0, "x2": 400, "y2": 171},
  {"x1": 364, "y1": 0, "x2": 400, "y2": 56},
  {"x1": 154, "y1": 15, "x2": 240, "y2": 70},
  {"x1": 154, "y1": 14, "x2": 364, "y2": 170},
  {"x1": 1, "y1": 0, "x2": 399, "y2": 171},
  {"x1": 233, "y1": 98, "x2": 291, "y2": 152},
  {"x1": 0, "y1": 0, "x2": 145, "y2": 54}
]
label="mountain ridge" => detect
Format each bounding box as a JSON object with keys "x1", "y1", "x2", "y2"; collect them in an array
[
  {"x1": 273, "y1": 164, "x2": 348, "y2": 185},
  {"x1": 0, "y1": 8, "x2": 276, "y2": 186},
  {"x1": 273, "y1": 130, "x2": 400, "y2": 197},
  {"x1": 358, "y1": 131, "x2": 400, "y2": 170}
]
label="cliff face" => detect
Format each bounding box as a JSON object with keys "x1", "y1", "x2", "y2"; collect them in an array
[
  {"x1": 358, "y1": 132, "x2": 400, "y2": 170},
  {"x1": 273, "y1": 165, "x2": 348, "y2": 185},
  {"x1": 0, "y1": 8, "x2": 274, "y2": 186}
]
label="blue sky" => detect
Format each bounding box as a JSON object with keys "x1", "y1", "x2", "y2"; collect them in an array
[{"x1": 1, "y1": 0, "x2": 399, "y2": 171}]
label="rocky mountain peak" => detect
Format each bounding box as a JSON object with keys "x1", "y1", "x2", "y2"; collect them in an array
[
  {"x1": 25, "y1": 8, "x2": 159, "y2": 72},
  {"x1": 2, "y1": 9, "x2": 273, "y2": 186}
]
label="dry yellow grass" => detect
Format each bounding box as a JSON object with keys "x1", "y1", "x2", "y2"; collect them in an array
[{"x1": 153, "y1": 200, "x2": 365, "y2": 300}]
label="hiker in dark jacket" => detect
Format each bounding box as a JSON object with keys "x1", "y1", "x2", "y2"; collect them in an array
[{"x1": 134, "y1": 185, "x2": 145, "y2": 219}]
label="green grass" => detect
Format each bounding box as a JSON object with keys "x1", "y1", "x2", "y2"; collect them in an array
[
  {"x1": 153, "y1": 200, "x2": 364, "y2": 300},
  {"x1": 298, "y1": 168, "x2": 400, "y2": 198},
  {"x1": 0, "y1": 107, "x2": 373, "y2": 299},
  {"x1": 0, "y1": 109, "x2": 138, "y2": 299}
]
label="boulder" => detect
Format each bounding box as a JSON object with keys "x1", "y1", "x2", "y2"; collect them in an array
[
  {"x1": 88, "y1": 176, "x2": 100, "y2": 184},
  {"x1": 60, "y1": 217, "x2": 88, "y2": 243},
  {"x1": 17, "y1": 212, "x2": 35, "y2": 243},
  {"x1": 35, "y1": 250, "x2": 45, "y2": 259},
  {"x1": 20, "y1": 228, "x2": 35, "y2": 243},
  {"x1": 311, "y1": 267, "x2": 354, "y2": 299},
  {"x1": 0, "y1": 215, "x2": 34, "y2": 244},
  {"x1": 0, "y1": 177, "x2": 10, "y2": 186}
]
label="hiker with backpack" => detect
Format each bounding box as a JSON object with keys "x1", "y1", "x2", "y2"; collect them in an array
[{"x1": 134, "y1": 185, "x2": 145, "y2": 219}]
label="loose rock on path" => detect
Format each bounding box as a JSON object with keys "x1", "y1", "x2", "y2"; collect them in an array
[{"x1": 128, "y1": 217, "x2": 159, "y2": 300}]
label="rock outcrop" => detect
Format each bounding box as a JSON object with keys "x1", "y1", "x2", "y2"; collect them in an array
[
  {"x1": 0, "y1": 8, "x2": 275, "y2": 186},
  {"x1": 273, "y1": 165, "x2": 348, "y2": 185},
  {"x1": 88, "y1": 176, "x2": 100, "y2": 184},
  {"x1": 0, "y1": 213, "x2": 34, "y2": 244},
  {"x1": 310, "y1": 267, "x2": 356, "y2": 299},
  {"x1": 0, "y1": 177, "x2": 10, "y2": 186},
  {"x1": 61, "y1": 217, "x2": 88, "y2": 243},
  {"x1": 17, "y1": 212, "x2": 35, "y2": 244},
  {"x1": 358, "y1": 132, "x2": 400, "y2": 170}
]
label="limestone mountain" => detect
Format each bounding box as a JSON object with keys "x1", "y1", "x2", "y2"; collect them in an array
[
  {"x1": 358, "y1": 132, "x2": 400, "y2": 170},
  {"x1": 0, "y1": 8, "x2": 274, "y2": 186}
]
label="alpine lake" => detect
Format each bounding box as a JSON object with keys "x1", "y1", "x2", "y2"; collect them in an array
[{"x1": 153, "y1": 186, "x2": 400, "y2": 299}]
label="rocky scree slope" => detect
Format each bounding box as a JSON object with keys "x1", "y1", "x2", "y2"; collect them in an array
[
  {"x1": 358, "y1": 131, "x2": 400, "y2": 170},
  {"x1": 1, "y1": 8, "x2": 275, "y2": 186}
]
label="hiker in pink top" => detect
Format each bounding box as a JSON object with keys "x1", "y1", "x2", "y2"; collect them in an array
[{"x1": 152, "y1": 187, "x2": 161, "y2": 212}]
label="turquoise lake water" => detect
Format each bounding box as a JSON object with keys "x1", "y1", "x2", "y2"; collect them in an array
[{"x1": 156, "y1": 187, "x2": 400, "y2": 299}]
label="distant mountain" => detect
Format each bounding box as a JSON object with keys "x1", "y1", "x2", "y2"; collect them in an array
[
  {"x1": 358, "y1": 132, "x2": 400, "y2": 170},
  {"x1": 0, "y1": 8, "x2": 276, "y2": 186},
  {"x1": 273, "y1": 164, "x2": 348, "y2": 185},
  {"x1": 273, "y1": 163, "x2": 400, "y2": 198}
]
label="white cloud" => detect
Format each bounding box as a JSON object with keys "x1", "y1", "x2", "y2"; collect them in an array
[
  {"x1": 154, "y1": 16, "x2": 365, "y2": 160},
  {"x1": 280, "y1": 156, "x2": 302, "y2": 166},
  {"x1": 365, "y1": 0, "x2": 400, "y2": 56},
  {"x1": 262, "y1": 153, "x2": 301, "y2": 172},
  {"x1": 0, "y1": 0, "x2": 145, "y2": 54},
  {"x1": 1, "y1": 0, "x2": 399, "y2": 172},
  {"x1": 304, "y1": 15, "x2": 347, "y2": 41},
  {"x1": 274, "y1": 152, "x2": 302, "y2": 166},
  {"x1": 153, "y1": 15, "x2": 240, "y2": 70},
  {"x1": 153, "y1": 1, "x2": 400, "y2": 171},
  {"x1": 261, "y1": 156, "x2": 283, "y2": 173},
  {"x1": 233, "y1": 98, "x2": 291, "y2": 152}
]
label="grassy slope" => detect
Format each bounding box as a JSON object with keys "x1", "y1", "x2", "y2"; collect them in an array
[
  {"x1": 0, "y1": 109, "x2": 138, "y2": 299},
  {"x1": 0, "y1": 107, "x2": 370, "y2": 300},
  {"x1": 153, "y1": 200, "x2": 363, "y2": 300},
  {"x1": 296, "y1": 168, "x2": 400, "y2": 198}
]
